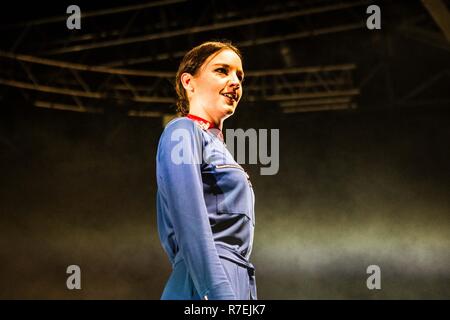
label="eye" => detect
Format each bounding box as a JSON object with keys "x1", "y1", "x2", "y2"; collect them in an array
[{"x1": 215, "y1": 67, "x2": 228, "y2": 74}]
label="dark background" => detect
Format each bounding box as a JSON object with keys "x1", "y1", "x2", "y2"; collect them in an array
[{"x1": 1, "y1": 0, "x2": 449, "y2": 299}]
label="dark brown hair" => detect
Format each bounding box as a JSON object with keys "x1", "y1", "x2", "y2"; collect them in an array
[{"x1": 175, "y1": 41, "x2": 242, "y2": 116}]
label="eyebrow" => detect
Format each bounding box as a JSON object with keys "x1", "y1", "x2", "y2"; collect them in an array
[{"x1": 212, "y1": 63, "x2": 245, "y2": 78}]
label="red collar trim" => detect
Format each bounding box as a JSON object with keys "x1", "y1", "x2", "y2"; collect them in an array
[{"x1": 186, "y1": 114, "x2": 217, "y2": 130}]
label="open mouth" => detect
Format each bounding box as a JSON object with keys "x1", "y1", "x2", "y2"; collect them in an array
[{"x1": 221, "y1": 92, "x2": 238, "y2": 103}]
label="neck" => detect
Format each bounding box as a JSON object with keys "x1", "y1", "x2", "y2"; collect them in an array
[{"x1": 188, "y1": 109, "x2": 223, "y2": 130}]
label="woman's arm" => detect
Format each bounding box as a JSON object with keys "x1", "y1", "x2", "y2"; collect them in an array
[{"x1": 157, "y1": 118, "x2": 236, "y2": 300}]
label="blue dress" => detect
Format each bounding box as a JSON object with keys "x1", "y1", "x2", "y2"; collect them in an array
[{"x1": 156, "y1": 116, "x2": 256, "y2": 300}]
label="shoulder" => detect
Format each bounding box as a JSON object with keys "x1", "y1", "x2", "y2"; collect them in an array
[
  {"x1": 166, "y1": 117, "x2": 194, "y2": 130},
  {"x1": 162, "y1": 116, "x2": 208, "y2": 138},
  {"x1": 157, "y1": 116, "x2": 204, "y2": 163},
  {"x1": 158, "y1": 117, "x2": 203, "y2": 148}
]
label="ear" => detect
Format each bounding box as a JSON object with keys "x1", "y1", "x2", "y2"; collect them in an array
[{"x1": 180, "y1": 72, "x2": 195, "y2": 93}]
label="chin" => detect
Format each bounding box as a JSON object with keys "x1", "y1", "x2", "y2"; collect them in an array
[{"x1": 224, "y1": 104, "x2": 236, "y2": 114}]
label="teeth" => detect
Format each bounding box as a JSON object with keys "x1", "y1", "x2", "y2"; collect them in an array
[{"x1": 222, "y1": 93, "x2": 236, "y2": 100}]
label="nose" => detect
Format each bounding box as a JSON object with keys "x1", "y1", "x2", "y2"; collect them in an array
[{"x1": 228, "y1": 73, "x2": 241, "y2": 90}]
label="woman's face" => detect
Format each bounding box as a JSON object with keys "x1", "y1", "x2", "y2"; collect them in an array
[{"x1": 188, "y1": 49, "x2": 244, "y2": 121}]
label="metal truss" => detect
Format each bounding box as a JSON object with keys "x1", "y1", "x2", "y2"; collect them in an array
[
  {"x1": 2, "y1": 0, "x2": 188, "y2": 29},
  {"x1": 243, "y1": 64, "x2": 359, "y2": 113},
  {"x1": 103, "y1": 22, "x2": 364, "y2": 68},
  {"x1": 38, "y1": 0, "x2": 370, "y2": 55},
  {"x1": 421, "y1": 0, "x2": 450, "y2": 42},
  {"x1": 356, "y1": 0, "x2": 450, "y2": 110},
  {"x1": 1, "y1": 0, "x2": 446, "y2": 117},
  {"x1": 0, "y1": 50, "x2": 359, "y2": 116},
  {"x1": 358, "y1": 58, "x2": 450, "y2": 109},
  {"x1": 396, "y1": 69, "x2": 450, "y2": 107},
  {"x1": 0, "y1": 51, "x2": 174, "y2": 116}
]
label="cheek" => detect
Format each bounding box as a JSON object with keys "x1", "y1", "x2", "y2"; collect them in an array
[{"x1": 197, "y1": 78, "x2": 222, "y2": 97}]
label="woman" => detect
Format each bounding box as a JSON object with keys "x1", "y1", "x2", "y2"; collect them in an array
[{"x1": 156, "y1": 41, "x2": 256, "y2": 300}]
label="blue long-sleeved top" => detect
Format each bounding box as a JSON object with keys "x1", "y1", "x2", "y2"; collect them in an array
[{"x1": 156, "y1": 116, "x2": 255, "y2": 299}]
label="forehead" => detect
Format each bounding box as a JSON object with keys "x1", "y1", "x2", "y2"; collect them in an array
[{"x1": 202, "y1": 49, "x2": 243, "y2": 70}]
